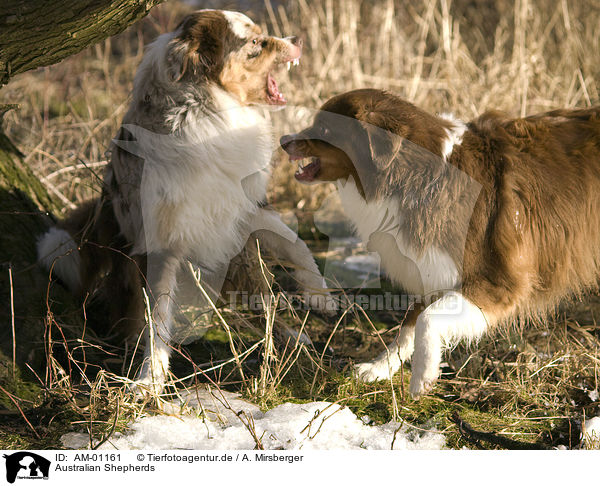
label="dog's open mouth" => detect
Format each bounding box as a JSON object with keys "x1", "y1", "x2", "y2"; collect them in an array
[
  {"x1": 266, "y1": 57, "x2": 300, "y2": 105},
  {"x1": 293, "y1": 157, "x2": 321, "y2": 182}
]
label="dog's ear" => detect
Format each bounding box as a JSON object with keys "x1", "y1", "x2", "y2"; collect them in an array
[
  {"x1": 170, "y1": 14, "x2": 229, "y2": 81},
  {"x1": 353, "y1": 109, "x2": 447, "y2": 199},
  {"x1": 358, "y1": 111, "x2": 404, "y2": 172}
]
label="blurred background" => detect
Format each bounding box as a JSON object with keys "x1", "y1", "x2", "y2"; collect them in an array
[
  {"x1": 2, "y1": 0, "x2": 598, "y2": 218},
  {"x1": 2, "y1": 0, "x2": 600, "y2": 449}
]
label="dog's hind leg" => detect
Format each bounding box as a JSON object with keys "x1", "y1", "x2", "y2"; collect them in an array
[
  {"x1": 136, "y1": 251, "x2": 181, "y2": 392},
  {"x1": 354, "y1": 307, "x2": 419, "y2": 382}
]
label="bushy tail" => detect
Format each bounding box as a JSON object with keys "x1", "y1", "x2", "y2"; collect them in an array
[
  {"x1": 37, "y1": 225, "x2": 83, "y2": 294},
  {"x1": 37, "y1": 197, "x2": 146, "y2": 338},
  {"x1": 37, "y1": 198, "x2": 119, "y2": 296}
]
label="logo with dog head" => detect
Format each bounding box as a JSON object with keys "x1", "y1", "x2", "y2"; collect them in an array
[{"x1": 3, "y1": 452, "x2": 51, "y2": 483}]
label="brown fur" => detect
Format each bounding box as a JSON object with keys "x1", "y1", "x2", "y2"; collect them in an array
[
  {"x1": 282, "y1": 88, "x2": 600, "y2": 328},
  {"x1": 171, "y1": 10, "x2": 301, "y2": 105},
  {"x1": 59, "y1": 195, "x2": 146, "y2": 339},
  {"x1": 219, "y1": 35, "x2": 301, "y2": 104}
]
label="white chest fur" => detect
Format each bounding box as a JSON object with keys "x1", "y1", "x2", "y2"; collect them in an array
[
  {"x1": 138, "y1": 89, "x2": 273, "y2": 266},
  {"x1": 337, "y1": 179, "x2": 460, "y2": 295}
]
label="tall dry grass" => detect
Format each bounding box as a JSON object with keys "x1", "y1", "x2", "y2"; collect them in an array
[
  {"x1": 2, "y1": 0, "x2": 599, "y2": 213},
  {"x1": 2, "y1": 1, "x2": 600, "y2": 448},
  {"x1": 267, "y1": 0, "x2": 600, "y2": 210}
]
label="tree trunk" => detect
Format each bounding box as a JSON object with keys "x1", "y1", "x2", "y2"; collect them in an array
[
  {"x1": 0, "y1": 0, "x2": 163, "y2": 393},
  {"x1": 1, "y1": 0, "x2": 164, "y2": 86},
  {"x1": 0, "y1": 106, "x2": 63, "y2": 388}
]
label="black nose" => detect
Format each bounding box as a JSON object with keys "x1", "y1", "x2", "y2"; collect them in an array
[{"x1": 280, "y1": 134, "x2": 296, "y2": 149}]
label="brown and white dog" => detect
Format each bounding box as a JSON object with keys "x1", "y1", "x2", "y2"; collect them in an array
[
  {"x1": 37, "y1": 10, "x2": 332, "y2": 389},
  {"x1": 281, "y1": 88, "x2": 600, "y2": 396}
]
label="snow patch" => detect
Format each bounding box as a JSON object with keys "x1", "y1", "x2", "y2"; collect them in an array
[
  {"x1": 582, "y1": 416, "x2": 600, "y2": 449},
  {"x1": 61, "y1": 389, "x2": 445, "y2": 450}
]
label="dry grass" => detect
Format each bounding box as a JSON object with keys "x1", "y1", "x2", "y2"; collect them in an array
[
  {"x1": 2, "y1": 0, "x2": 600, "y2": 449},
  {"x1": 4, "y1": 0, "x2": 599, "y2": 213}
]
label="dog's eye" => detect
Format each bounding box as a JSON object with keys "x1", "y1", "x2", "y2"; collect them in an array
[{"x1": 248, "y1": 38, "x2": 262, "y2": 59}]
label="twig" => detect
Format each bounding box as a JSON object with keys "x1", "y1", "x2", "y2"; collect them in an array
[
  {"x1": 390, "y1": 418, "x2": 405, "y2": 450},
  {"x1": 300, "y1": 401, "x2": 345, "y2": 440},
  {"x1": 41, "y1": 160, "x2": 109, "y2": 181},
  {"x1": 208, "y1": 386, "x2": 264, "y2": 449},
  {"x1": 256, "y1": 240, "x2": 277, "y2": 397},
  {"x1": 9, "y1": 264, "x2": 16, "y2": 379},
  {"x1": 450, "y1": 412, "x2": 551, "y2": 450},
  {"x1": 0, "y1": 385, "x2": 41, "y2": 439},
  {"x1": 142, "y1": 287, "x2": 159, "y2": 384},
  {"x1": 169, "y1": 339, "x2": 264, "y2": 385}
]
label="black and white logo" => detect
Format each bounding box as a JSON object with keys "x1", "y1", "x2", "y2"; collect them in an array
[{"x1": 3, "y1": 452, "x2": 51, "y2": 483}]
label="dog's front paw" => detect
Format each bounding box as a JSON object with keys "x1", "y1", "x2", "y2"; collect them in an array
[
  {"x1": 408, "y1": 356, "x2": 440, "y2": 398},
  {"x1": 408, "y1": 375, "x2": 436, "y2": 398},
  {"x1": 129, "y1": 361, "x2": 168, "y2": 399},
  {"x1": 129, "y1": 376, "x2": 166, "y2": 399},
  {"x1": 354, "y1": 360, "x2": 394, "y2": 383}
]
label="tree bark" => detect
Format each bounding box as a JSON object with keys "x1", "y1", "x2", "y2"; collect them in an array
[
  {"x1": 0, "y1": 0, "x2": 164, "y2": 86},
  {"x1": 0, "y1": 106, "x2": 112, "y2": 397},
  {"x1": 0, "y1": 0, "x2": 163, "y2": 391},
  {"x1": 0, "y1": 106, "x2": 60, "y2": 386}
]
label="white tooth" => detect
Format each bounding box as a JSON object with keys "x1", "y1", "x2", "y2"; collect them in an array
[
  {"x1": 287, "y1": 61, "x2": 291, "y2": 71},
  {"x1": 293, "y1": 58, "x2": 300, "y2": 66},
  {"x1": 298, "y1": 165, "x2": 305, "y2": 174}
]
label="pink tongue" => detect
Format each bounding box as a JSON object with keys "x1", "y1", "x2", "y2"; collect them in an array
[{"x1": 267, "y1": 73, "x2": 286, "y2": 104}]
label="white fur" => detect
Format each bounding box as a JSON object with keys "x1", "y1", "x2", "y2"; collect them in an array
[
  {"x1": 115, "y1": 15, "x2": 328, "y2": 388},
  {"x1": 439, "y1": 113, "x2": 467, "y2": 161},
  {"x1": 37, "y1": 227, "x2": 81, "y2": 293},
  {"x1": 222, "y1": 11, "x2": 256, "y2": 39},
  {"x1": 410, "y1": 291, "x2": 488, "y2": 395},
  {"x1": 354, "y1": 322, "x2": 415, "y2": 382},
  {"x1": 124, "y1": 89, "x2": 273, "y2": 264},
  {"x1": 132, "y1": 32, "x2": 177, "y2": 99},
  {"x1": 336, "y1": 178, "x2": 460, "y2": 295},
  {"x1": 136, "y1": 336, "x2": 172, "y2": 392}
]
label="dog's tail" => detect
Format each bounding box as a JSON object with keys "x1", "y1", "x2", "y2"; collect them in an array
[
  {"x1": 37, "y1": 196, "x2": 146, "y2": 338},
  {"x1": 37, "y1": 225, "x2": 83, "y2": 294},
  {"x1": 37, "y1": 197, "x2": 119, "y2": 297}
]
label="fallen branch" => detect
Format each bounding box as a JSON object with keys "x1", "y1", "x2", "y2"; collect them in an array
[{"x1": 450, "y1": 411, "x2": 551, "y2": 450}]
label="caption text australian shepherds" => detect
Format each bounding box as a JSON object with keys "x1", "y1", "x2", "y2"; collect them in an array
[
  {"x1": 282, "y1": 88, "x2": 600, "y2": 396},
  {"x1": 37, "y1": 10, "x2": 333, "y2": 391}
]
